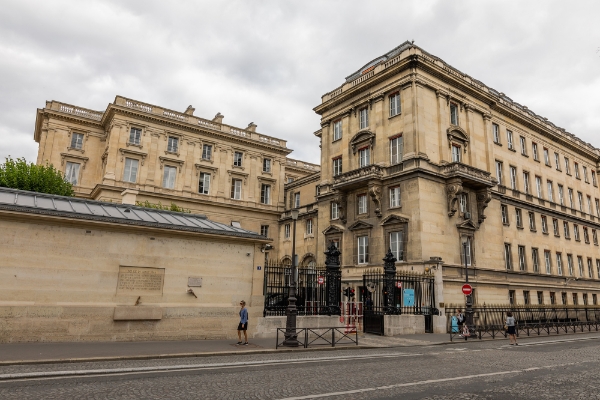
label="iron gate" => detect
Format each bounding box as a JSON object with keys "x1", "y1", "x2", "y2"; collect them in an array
[{"x1": 362, "y1": 270, "x2": 436, "y2": 335}]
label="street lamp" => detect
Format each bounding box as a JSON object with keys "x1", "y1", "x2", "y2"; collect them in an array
[{"x1": 283, "y1": 208, "x2": 300, "y2": 347}]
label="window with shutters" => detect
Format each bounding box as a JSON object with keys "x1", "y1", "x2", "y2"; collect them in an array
[{"x1": 262, "y1": 158, "x2": 271, "y2": 173}]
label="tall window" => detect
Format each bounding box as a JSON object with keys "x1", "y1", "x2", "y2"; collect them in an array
[
  {"x1": 260, "y1": 225, "x2": 269, "y2": 237},
  {"x1": 564, "y1": 157, "x2": 571, "y2": 174},
  {"x1": 578, "y1": 192, "x2": 584, "y2": 211},
  {"x1": 556, "y1": 253, "x2": 563, "y2": 276},
  {"x1": 567, "y1": 254, "x2": 574, "y2": 275},
  {"x1": 390, "y1": 231, "x2": 404, "y2": 261},
  {"x1": 532, "y1": 248, "x2": 540, "y2": 273},
  {"x1": 459, "y1": 193, "x2": 468, "y2": 214},
  {"x1": 260, "y1": 184, "x2": 271, "y2": 204},
  {"x1": 520, "y1": 136, "x2": 527, "y2": 155},
  {"x1": 528, "y1": 212, "x2": 536, "y2": 231},
  {"x1": 389, "y1": 93, "x2": 401, "y2": 117},
  {"x1": 597, "y1": 260, "x2": 600, "y2": 279},
  {"x1": 492, "y1": 123, "x2": 500, "y2": 143},
  {"x1": 588, "y1": 258, "x2": 594, "y2": 279},
  {"x1": 578, "y1": 256, "x2": 584, "y2": 277},
  {"x1": 535, "y1": 176, "x2": 543, "y2": 198},
  {"x1": 128, "y1": 128, "x2": 141, "y2": 145},
  {"x1": 561, "y1": 292, "x2": 567, "y2": 305},
  {"x1": 554, "y1": 153, "x2": 560, "y2": 170},
  {"x1": 538, "y1": 291, "x2": 544, "y2": 305},
  {"x1": 518, "y1": 245, "x2": 526, "y2": 271},
  {"x1": 596, "y1": 199, "x2": 600, "y2": 217},
  {"x1": 231, "y1": 179, "x2": 242, "y2": 200},
  {"x1": 583, "y1": 227, "x2": 590, "y2": 243},
  {"x1": 543, "y1": 148, "x2": 550, "y2": 166},
  {"x1": 284, "y1": 224, "x2": 290, "y2": 238},
  {"x1": 574, "y1": 162, "x2": 580, "y2": 179},
  {"x1": 587, "y1": 196, "x2": 593, "y2": 215},
  {"x1": 451, "y1": 145, "x2": 461, "y2": 162},
  {"x1": 333, "y1": 120, "x2": 342, "y2": 141},
  {"x1": 507, "y1": 130, "x2": 514, "y2": 150},
  {"x1": 162, "y1": 165, "x2": 177, "y2": 189},
  {"x1": 541, "y1": 215, "x2": 548, "y2": 234},
  {"x1": 390, "y1": 136, "x2": 403, "y2": 164},
  {"x1": 167, "y1": 136, "x2": 179, "y2": 153},
  {"x1": 573, "y1": 293, "x2": 579, "y2": 305},
  {"x1": 523, "y1": 171, "x2": 530, "y2": 194},
  {"x1": 568, "y1": 188, "x2": 574, "y2": 208},
  {"x1": 198, "y1": 172, "x2": 210, "y2": 194},
  {"x1": 501, "y1": 204, "x2": 509, "y2": 225},
  {"x1": 523, "y1": 291, "x2": 530, "y2": 305},
  {"x1": 496, "y1": 161, "x2": 503, "y2": 185},
  {"x1": 64, "y1": 162, "x2": 80, "y2": 185},
  {"x1": 294, "y1": 193, "x2": 300, "y2": 208},
  {"x1": 552, "y1": 218, "x2": 559, "y2": 236},
  {"x1": 532, "y1": 142, "x2": 539, "y2": 161},
  {"x1": 263, "y1": 158, "x2": 271, "y2": 173},
  {"x1": 515, "y1": 208, "x2": 523, "y2": 228},
  {"x1": 558, "y1": 184, "x2": 564, "y2": 205},
  {"x1": 233, "y1": 151, "x2": 243, "y2": 167},
  {"x1": 202, "y1": 144, "x2": 212, "y2": 160},
  {"x1": 67, "y1": 133, "x2": 84, "y2": 151},
  {"x1": 331, "y1": 202, "x2": 339, "y2": 220},
  {"x1": 357, "y1": 236, "x2": 369, "y2": 264},
  {"x1": 563, "y1": 221, "x2": 570, "y2": 239},
  {"x1": 123, "y1": 158, "x2": 139, "y2": 183},
  {"x1": 592, "y1": 171, "x2": 597, "y2": 186},
  {"x1": 358, "y1": 147, "x2": 370, "y2": 167},
  {"x1": 306, "y1": 219, "x2": 313, "y2": 235},
  {"x1": 389, "y1": 186, "x2": 401, "y2": 208},
  {"x1": 333, "y1": 157, "x2": 342, "y2": 176},
  {"x1": 583, "y1": 166, "x2": 589, "y2": 182},
  {"x1": 509, "y1": 166, "x2": 517, "y2": 189},
  {"x1": 509, "y1": 290, "x2": 515, "y2": 305},
  {"x1": 547, "y1": 181, "x2": 554, "y2": 202},
  {"x1": 450, "y1": 103, "x2": 459, "y2": 125},
  {"x1": 357, "y1": 194, "x2": 367, "y2": 214},
  {"x1": 504, "y1": 243, "x2": 513, "y2": 270},
  {"x1": 593, "y1": 229, "x2": 598, "y2": 246},
  {"x1": 544, "y1": 250, "x2": 552, "y2": 274},
  {"x1": 462, "y1": 237, "x2": 472, "y2": 266},
  {"x1": 359, "y1": 107, "x2": 369, "y2": 129}
]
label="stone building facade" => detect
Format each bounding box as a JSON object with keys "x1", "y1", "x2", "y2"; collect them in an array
[
  {"x1": 34, "y1": 96, "x2": 319, "y2": 241},
  {"x1": 294, "y1": 41, "x2": 600, "y2": 307}
]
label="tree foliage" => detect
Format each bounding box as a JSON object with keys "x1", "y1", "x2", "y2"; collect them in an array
[
  {"x1": 135, "y1": 200, "x2": 191, "y2": 213},
  {"x1": 0, "y1": 157, "x2": 74, "y2": 196}
]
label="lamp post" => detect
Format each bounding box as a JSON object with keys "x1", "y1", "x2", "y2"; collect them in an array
[
  {"x1": 463, "y1": 241, "x2": 474, "y2": 336},
  {"x1": 283, "y1": 209, "x2": 300, "y2": 347}
]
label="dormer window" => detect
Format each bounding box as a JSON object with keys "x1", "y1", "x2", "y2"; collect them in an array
[
  {"x1": 451, "y1": 144, "x2": 461, "y2": 162},
  {"x1": 450, "y1": 103, "x2": 459, "y2": 125}
]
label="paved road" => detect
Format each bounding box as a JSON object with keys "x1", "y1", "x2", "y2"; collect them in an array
[{"x1": 1, "y1": 333, "x2": 600, "y2": 399}]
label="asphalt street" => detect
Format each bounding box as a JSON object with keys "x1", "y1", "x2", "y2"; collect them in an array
[{"x1": 1, "y1": 333, "x2": 600, "y2": 399}]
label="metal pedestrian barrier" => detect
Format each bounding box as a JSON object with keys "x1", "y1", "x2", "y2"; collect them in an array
[{"x1": 275, "y1": 327, "x2": 359, "y2": 349}]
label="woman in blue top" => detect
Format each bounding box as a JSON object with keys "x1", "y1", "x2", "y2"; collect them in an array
[{"x1": 237, "y1": 300, "x2": 249, "y2": 345}]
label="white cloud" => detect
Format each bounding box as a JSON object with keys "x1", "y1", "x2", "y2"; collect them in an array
[{"x1": 1, "y1": 0, "x2": 599, "y2": 165}]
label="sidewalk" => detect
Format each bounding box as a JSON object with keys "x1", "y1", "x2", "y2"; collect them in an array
[{"x1": 0, "y1": 333, "x2": 451, "y2": 365}]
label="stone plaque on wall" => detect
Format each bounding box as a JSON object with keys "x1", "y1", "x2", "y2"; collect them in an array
[
  {"x1": 187, "y1": 277, "x2": 202, "y2": 287},
  {"x1": 117, "y1": 266, "x2": 165, "y2": 294}
]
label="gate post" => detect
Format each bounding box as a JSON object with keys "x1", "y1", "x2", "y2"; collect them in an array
[
  {"x1": 324, "y1": 242, "x2": 341, "y2": 316},
  {"x1": 383, "y1": 249, "x2": 397, "y2": 314}
]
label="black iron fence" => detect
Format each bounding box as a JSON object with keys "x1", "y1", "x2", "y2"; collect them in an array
[
  {"x1": 445, "y1": 304, "x2": 600, "y2": 341},
  {"x1": 275, "y1": 327, "x2": 359, "y2": 349},
  {"x1": 263, "y1": 261, "x2": 330, "y2": 316}
]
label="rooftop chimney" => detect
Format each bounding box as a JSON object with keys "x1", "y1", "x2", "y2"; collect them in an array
[
  {"x1": 184, "y1": 105, "x2": 195, "y2": 115},
  {"x1": 247, "y1": 122, "x2": 257, "y2": 132},
  {"x1": 212, "y1": 112, "x2": 224, "y2": 124}
]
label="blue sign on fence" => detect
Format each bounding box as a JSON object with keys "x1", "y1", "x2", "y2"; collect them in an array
[{"x1": 403, "y1": 289, "x2": 415, "y2": 306}]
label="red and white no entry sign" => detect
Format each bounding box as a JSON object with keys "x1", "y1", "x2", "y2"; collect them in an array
[
  {"x1": 317, "y1": 276, "x2": 324, "y2": 285},
  {"x1": 396, "y1": 281, "x2": 402, "y2": 288},
  {"x1": 462, "y1": 284, "x2": 473, "y2": 295}
]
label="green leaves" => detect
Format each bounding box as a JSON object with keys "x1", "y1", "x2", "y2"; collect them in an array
[
  {"x1": 0, "y1": 157, "x2": 74, "y2": 196},
  {"x1": 135, "y1": 200, "x2": 191, "y2": 213}
]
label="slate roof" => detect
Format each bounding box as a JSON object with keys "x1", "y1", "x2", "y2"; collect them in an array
[{"x1": 0, "y1": 187, "x2": 268, "y2": 240}]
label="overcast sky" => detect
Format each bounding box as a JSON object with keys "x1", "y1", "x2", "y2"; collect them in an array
[{"x1": 1, "y1": 0, "x2": 599, "y2": 165}]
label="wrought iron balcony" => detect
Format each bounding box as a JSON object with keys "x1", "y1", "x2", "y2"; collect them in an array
[
  {"x1": 440, "y1": 162, "x2": 496, "y2": 188},
  {"x1": 332, "y1": 165, "x2": 384, "y2": 189}
]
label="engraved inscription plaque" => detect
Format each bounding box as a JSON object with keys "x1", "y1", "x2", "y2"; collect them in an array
[
  {"x1": 117, "y1": 266, "x2": 165, "y2": 294},
  {"x1": 187, "y1": 277, "x2": 203, "y2": 287}
]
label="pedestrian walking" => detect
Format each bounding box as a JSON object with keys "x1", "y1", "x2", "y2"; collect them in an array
[
  {"x1": 506, "y1": 311, "x2": 518, "y2": 345},
  {"x1": 237, "y1": 300, "x2": 248, "y2": 345},
  {"x1": 456, "y1": 309, "x2": 465, "y2": 336}
]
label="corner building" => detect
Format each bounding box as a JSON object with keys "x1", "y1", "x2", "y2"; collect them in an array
[{"x1": 306, "y1": 41, "x2": 600, "y2": 306}]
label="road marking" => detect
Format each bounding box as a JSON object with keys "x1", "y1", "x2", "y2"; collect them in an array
[
  {"x1": 0, "y1": 352, "x2": 420, "y2": 382},
  {"x1": 277, "y1": 361, "x2": 594, "y2": 400},
  {"x1": 500, "y1": 335, "x2": 600, "y2": 348}
]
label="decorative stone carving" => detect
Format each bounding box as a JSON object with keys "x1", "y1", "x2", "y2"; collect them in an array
[
  {"x1": 446, "y1": 179, "x2": 463, "y2": 217},
  {"x1": 332, "y1": 193, "x2": 347, "y2": 224},
  {"x1": 476, "y1": 189, "x2": 492, "y2": 224},
  {"x1": 446, "y1": 126, "x2": 469, "y2": 151},
  {"x1": 368, "y1": 182, "x2": 382, "y2": 217},
  {"x1": 349, "y1": 130, "x2": 376, "y2": 154}
]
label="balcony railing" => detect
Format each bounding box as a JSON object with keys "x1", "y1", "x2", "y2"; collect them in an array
[
  {"x1": 333, "y1": 165, "x2": 384, "y2": 187},
  {"x1": 440, "y1": 162, "x2": 496, "y2": 188}
]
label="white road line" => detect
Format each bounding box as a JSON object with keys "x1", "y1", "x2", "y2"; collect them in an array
[
  {"x1": 277, "y1": 361, "x2": 592, "y2": 400},
  {"x1": 500, "y1": 335, "x2": 600, "y2": 348},
  {"x1": 0, "y1": 352, "x2": 419, "y2": 381}
]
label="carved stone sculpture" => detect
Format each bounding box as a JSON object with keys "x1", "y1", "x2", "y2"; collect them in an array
[
  {"x1": 446, "y1": 179, "x2": 463, "y2": 217},
  {"x1": 476, "y1": 189, "x2": 492, "y2": 224},
  {"x1": 368, "y1": 183, "x2": 382, "y2": 217}
]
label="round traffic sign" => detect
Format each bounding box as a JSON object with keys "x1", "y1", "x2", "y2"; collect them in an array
[
  {"x1": 462, "y1": 284, "x2": 472, "y2": 295},
  {"x1": 317, "y1": 276, "x2": 324, "y2": 285},
  {"x1": 396, "y1": 281, "x2": 402, "y2": 289}
]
